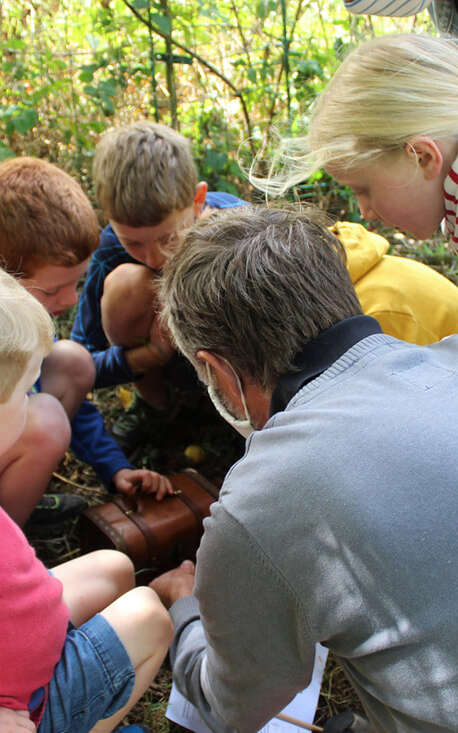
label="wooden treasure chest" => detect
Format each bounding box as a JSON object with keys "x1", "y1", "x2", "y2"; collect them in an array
[{"x1": 79, "y1": 468, "x2": 219, "y2": 583}]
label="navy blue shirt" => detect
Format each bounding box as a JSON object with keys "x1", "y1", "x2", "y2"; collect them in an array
[{"x1": 35, "y1": 370, "x2": 130, "y2": 489}]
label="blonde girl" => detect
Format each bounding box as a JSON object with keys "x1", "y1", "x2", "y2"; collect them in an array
[{"x1": 262, "y1": 34, "x2": 458, "y2": 247}]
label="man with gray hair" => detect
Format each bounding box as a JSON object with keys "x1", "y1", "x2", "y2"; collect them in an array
[{"x1": 152, "y1": 205, "x2": 458, "y2": 733}]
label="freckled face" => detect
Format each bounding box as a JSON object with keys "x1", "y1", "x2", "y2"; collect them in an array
[{"x1": 19, "y1": 259, "x2": 90, "y2": 317}]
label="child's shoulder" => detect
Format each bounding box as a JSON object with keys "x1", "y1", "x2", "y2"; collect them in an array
[
  {"x1": 205, "y1": 191, "x2": 248, "y2": 209},
  {"x1": 99, "y1": 224, "x2": 125, "y2": 251}
]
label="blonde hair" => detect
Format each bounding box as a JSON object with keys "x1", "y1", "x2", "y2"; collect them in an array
[
  {"x1": 0, "y1": 268, "x2": 53, "y2": 403},
  {"x1": 257, "y1": 34, "x2": 458, "y2": 193},
  {"x1": 93, "y1": 121, "x2": 198, "y2": 227},
  {"x1": 0, "y1": 157, "x2": 99, "y2": 277}
]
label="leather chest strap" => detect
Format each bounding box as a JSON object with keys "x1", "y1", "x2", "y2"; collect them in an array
[
  {"x1": 111, "y1": 496, "x2": 159, "y2": 560},
  {"x1": 174, "y1": 489, "x2": 204, "y2": 533},
  {"x1": 182, "y1": 468, "x2": 220, "y2": 499}
]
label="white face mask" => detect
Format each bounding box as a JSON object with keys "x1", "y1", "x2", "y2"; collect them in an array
[{"x1": 205, "y1": 360, "x2": 255, "y2": 439}]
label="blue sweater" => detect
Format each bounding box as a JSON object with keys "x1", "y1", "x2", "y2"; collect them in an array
[
  {"x1": 35, "y1": 374, "x2": 130, "y2": 489},
  {"x1": 71, "y1": 192, "x2": 247, "y2": 388}
]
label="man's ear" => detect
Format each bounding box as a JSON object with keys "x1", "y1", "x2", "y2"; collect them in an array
[
  {"x1": 196, "y1": 349, "x2": 242, "y2": 407},
  {"x1": 405, "y1": 136, "x2": 444, "y2": 180},
  {"x1": 193, "y1": 182, "x2": 208, "y2": 217}
]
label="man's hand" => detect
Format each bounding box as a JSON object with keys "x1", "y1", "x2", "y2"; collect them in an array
[
  {"x1": 150, "y1": 559, "x2": 196, "y2": 609},
  {"x1": 0, "y1": 709, "x2": 36, "y2": 731},
  {"x1": 113, "y1": 468, "x2": 174, "y2": 499}
]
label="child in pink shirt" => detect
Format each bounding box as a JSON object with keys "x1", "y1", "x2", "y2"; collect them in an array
[{"x1": 0, "y1": 268, "x2": 173, "y2": 732}]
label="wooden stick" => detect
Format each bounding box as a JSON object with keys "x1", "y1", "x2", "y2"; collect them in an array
[
  {"x1": 276, "y1": 712, "x2": 324, "y2": 732},
  {"x1": 52, "y1": 471, "x2": 97, "y2": 492}
]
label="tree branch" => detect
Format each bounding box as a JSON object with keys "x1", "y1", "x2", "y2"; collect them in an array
[{"x1": 121, "y1": 0, "x2": 255, "y2": 152}]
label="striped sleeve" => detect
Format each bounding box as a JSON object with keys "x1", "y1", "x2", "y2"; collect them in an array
[
  {"x1": 344, "y1": 0, "x2": 431, "y2": 15},
  {"x1": 443, "y1": 163, "x2": 458, "y2": 250}
]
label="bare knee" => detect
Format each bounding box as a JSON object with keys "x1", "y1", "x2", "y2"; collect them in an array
[
  {"x1": 41, "y1": 340, "x2": 95, "y2": 399},
  {"x1": 102, "y1": 586, "x2": 174, "y2": 668},
  {"x1": 85, "y1": 550, "x2": 135, "y2": 596},
  {"x1": 57, "y1": 340, "x2": 95, "y2": 392},
  {"x1": 128, "y1": 586, "x2": 174, "y2": 649},
  {"x1": 25, "y1": 393, "x2": 71, "y2": 459},
  {"x1": 101, "y1": 263, "x2": 156, "y2": 346}
]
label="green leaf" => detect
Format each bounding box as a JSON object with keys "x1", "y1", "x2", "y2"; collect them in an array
[
  {"x1": 12, "y1": 109, "x2": 38, "y2": 134},
  {"x1": 228, "y1": 160, "x2": 243, "y2": 177},
  {"x1": 217, "y1": 180, "x2": 241, "y2": 197},
  {"x1": 79, "y1": 70, "x2": 94, "y2": 82},
  {"x1": 295, "y1": 59, "x2": 324, "y2": 80},
  {"x1": 88, "y1": 121, "x2": 106, "y2": 133},
  {"x1": 6, "y1": 39, "x2": 27, "y2": 51},
  {"x1": 99, "y1": 78, "x2": 118, "y2": 97},
  {"x1": 150, "y1": 13, "x2": 171, "y2": 35},
  {"x1": 83, "y1": 84, "x2": 100, "y2": 98},
  {"x1": 0, "y1": 142, "x2": 14, "y2": 161},
  {"x1": 247, "y1": 67, "x2": 257, "y2": 84},
  {"x1": 102, "y1": 98, "x2": 115, "y2": 116},
  {"x1": 132, "y1": 0, "x2": 149, "y2": 8},
  {"x1": 203, "y1": 149, "x2": 227, "y2": 173},
  {"x1": 79, "y1": 63, "x2": 102, "y2": 83}
]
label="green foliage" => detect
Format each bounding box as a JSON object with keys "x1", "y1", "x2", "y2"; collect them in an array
[{"x1": 0, "y1": 0, "x2": 434, "y2": 212}]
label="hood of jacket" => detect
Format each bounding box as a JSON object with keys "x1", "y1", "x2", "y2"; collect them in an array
[{"x1": 330, "y1": 221, "x2": 390, "y2": 284}]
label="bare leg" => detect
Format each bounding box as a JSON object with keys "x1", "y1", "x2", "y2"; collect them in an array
[
  {"x1": 0, "y1": 393, "x2": 71, "y2": 526},
  {"x1": 101, "y1": 263, "x2": 170, "y2": 408},
  {"x1": 89, "y1": 586, "x2": 174, "y2": 733},
  {"x1": 40, "y1": 340, "x2": 96, "y2": 420},
  {"x1": 52, "y1": 550, "x2": 135, "y2": 627},
  {"x1": 101, "y1": 263, "x2": 156, "y2": 347}
]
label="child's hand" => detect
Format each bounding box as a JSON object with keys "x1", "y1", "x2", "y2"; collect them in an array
[
  {"x1": 147, "y1": 316, "x2": 175, "y2": 366},
  {"x1": 0, "y1": 708, "x2": 36, "y2": 731},
  {"x1": 113, "y1": 468, "x2": 174, "y2": 500}
]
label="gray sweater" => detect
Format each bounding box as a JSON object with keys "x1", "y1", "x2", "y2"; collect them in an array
[{"x1": 170, "y1": 333, "x2": 458, "y2": 733}]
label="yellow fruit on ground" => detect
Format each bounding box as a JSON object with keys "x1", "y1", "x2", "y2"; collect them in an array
[
  {"x1": 184, "y1": 444, "x2": 206, "y2": 464},
  {"x1": 118, "y1": 386, "x2": 134, "y2": 410}
]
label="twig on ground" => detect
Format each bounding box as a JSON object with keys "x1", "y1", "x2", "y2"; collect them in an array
[{"x1": 52, "y1": 470, "x2": 99, "y2": 492}]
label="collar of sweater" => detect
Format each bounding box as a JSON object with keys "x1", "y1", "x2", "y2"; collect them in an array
[{"x1": 270, "y1": 315, "x2": 382, "y2": 416}]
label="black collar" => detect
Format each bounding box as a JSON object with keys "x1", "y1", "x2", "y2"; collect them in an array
[{"x1": 270, "y1": 315, "x2": 382, "y2": 416}]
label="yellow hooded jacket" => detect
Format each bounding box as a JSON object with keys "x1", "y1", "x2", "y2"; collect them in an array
[{"x1": 333, "y1": 221, "x2": 458, "y2": 345}]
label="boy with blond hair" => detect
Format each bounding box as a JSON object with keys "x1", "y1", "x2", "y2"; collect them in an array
[
  {"x1": 0, "y1": 267, "x2": 172, "y2": 733},
  {"x1": 0, "y1": 157, "x2": 172, "y2": 526},
  {"x1": 71, "y1": 121, "x2": 246, "y2": 452}
]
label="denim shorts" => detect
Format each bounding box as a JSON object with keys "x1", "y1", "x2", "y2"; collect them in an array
[{"x1": 38, "y1": 613, "x2": 135, "y2": 733}]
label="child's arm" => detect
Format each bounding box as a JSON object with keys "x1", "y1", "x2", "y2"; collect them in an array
[
  {"x1": 70, "y1": 398, "x2": 172, "y2": 497},
  {"x1": 0, "y1": 508, "x2": 69, "y2": 719},
  {"x1": 0, "y1": 709, "x2": 36, "y2": 731},
  {"x1": 343, "y1": 0, "x2": 430, "y2": 14}
]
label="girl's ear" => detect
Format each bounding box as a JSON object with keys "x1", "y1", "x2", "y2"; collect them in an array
[{"x1": 405, "y1": 136, "x2": 444, "y2": 180}]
